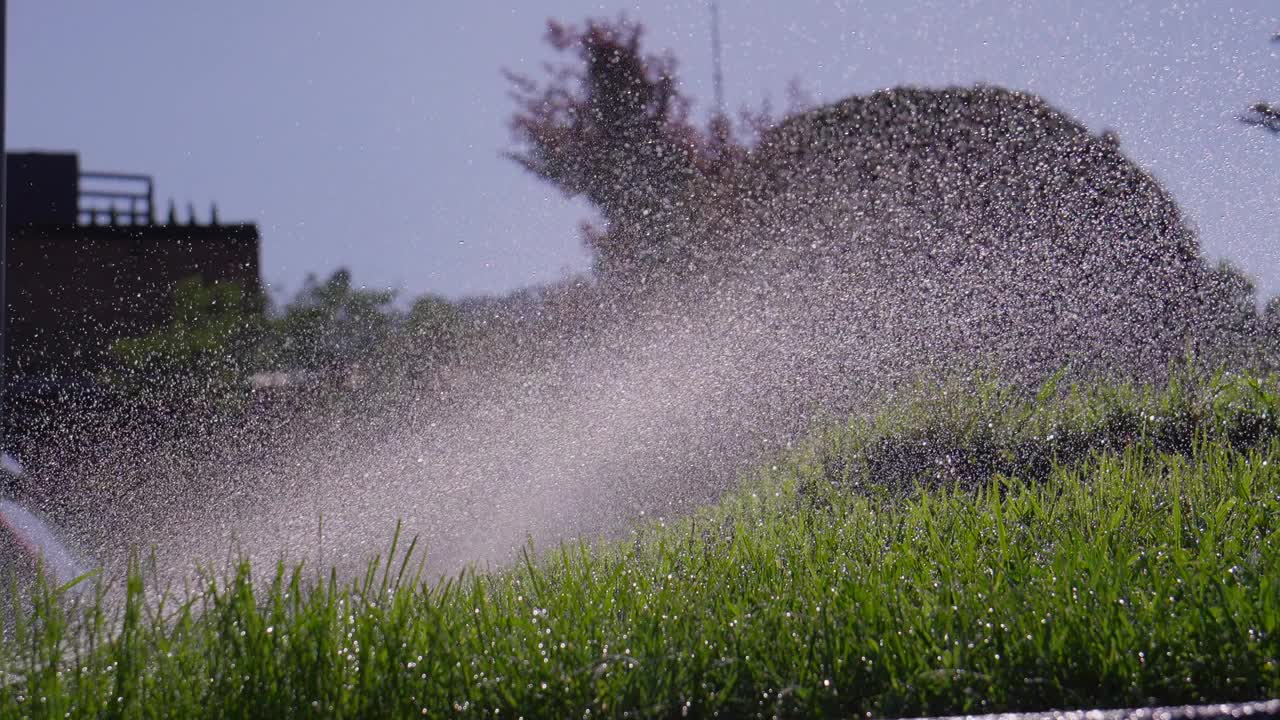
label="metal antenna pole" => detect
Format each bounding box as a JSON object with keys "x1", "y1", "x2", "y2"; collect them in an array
[
  {"x1": 710, "y1": 0, "x2": 725, "y2": 117},
  {"x1": 0, "y1": 0, "x2": 8, "y2": 457},
  {"x1": 0, "y1": 0, "x2": 20, "y2": 490}
]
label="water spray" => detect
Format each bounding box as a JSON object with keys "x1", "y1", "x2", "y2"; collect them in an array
[{"x1": 0, "y1": 0, "x2": 92, "y2": 595}]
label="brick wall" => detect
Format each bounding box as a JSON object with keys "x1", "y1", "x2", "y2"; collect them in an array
[{"x1": 5, "y1": 222, "x2": 262, "y2": 379}]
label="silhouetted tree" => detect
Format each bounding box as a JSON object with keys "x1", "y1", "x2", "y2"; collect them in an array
[
  {"x1": 1262, "y1": 296, "x2": 1280, "y2": 369},
  {"x1": 371, "y1": 293, "x2": 468, "y2": 384},
  {"x1": 1193, "y1": 259, "x2": 1264, "y2": 363},
  {"x1": 507, "y1": 17, "x2": 740, "y2": 280},
  {"x1": 508, "y1": 15, "x2": 1271, "y2": 379},
  {"x1": 1242, "y1": 34, "x2": 1280, "y2": 133},
  {"x1": 404, "y1": 295, "x2": 464, "y2": 363},
  {"x1": 264, "y1": 268, "x2": 397, "y2": 373}
]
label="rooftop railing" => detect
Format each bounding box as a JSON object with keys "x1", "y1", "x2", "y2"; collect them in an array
[{"x1": 78, "y1": 171, "x2": 154, "y2": 226}]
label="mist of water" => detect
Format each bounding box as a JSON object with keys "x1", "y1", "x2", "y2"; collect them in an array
[
  {"x1": 0, "y1": 499, "x2": 91, "y2": 591},
  {"x1": 21, "y1": 85, "x2": 1249, "y2": 589}
]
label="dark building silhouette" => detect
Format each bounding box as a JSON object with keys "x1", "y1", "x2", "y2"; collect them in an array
[{"x1": 4, "y1": 151, "x2": 261, "y2": 389}]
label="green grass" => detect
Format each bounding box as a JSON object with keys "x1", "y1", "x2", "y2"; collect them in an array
[{"x1": 2, "y1": 369, "x2": 1279, "y2": 718}]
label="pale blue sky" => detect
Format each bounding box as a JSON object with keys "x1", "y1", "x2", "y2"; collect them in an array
[{"x1": 9, "y1": 1, "x2": 1280, "y2": 300}]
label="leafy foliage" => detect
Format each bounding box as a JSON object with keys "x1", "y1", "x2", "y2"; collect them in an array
[
  {"x1": 108, "y1": 277, "x2": 263, "y2": 405},
  {"x1": 401, "y1": 295, "x2": 465, "y2": 367},
  {"x1": 509, "y1": 16, "x2": 1280, "y2": 377},
  {"x1": 106, "y1": 268, "x2": 475, "y2": 413},
  {"x1": 795, "y1": 365, "x2": 1280, "y2": 503},
  {"x1": 1241, "y1": 34, "x2": 1280, "y2": 133},
  {"x1": 262, "y1": 268, "x2": 397, "y2": 373},
  {"x1": 507, "y1": 17, "x2": 741, "y2": 280}
]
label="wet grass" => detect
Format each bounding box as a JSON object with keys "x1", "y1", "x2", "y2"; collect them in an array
[{"x1": 1, "y1": 369, "x2": 1278, "y2": 717}]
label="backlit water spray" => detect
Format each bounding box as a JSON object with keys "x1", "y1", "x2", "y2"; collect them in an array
[
  {"x1": 0, "y1": 499, "x2": 88, "y2": 590},
  {"x1": 17, "y1": 85, "x2": 1255, "y2": 593}
]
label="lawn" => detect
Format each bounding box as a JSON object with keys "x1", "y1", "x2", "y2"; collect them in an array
[{"x1": 1, "y1": 368, "x2": 1277, "y2": 718}]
